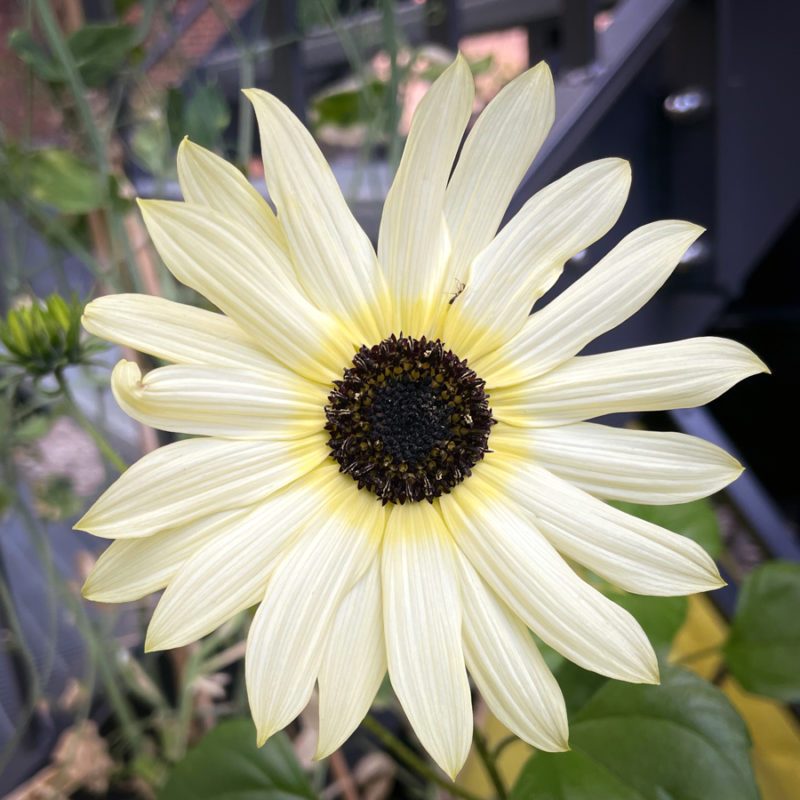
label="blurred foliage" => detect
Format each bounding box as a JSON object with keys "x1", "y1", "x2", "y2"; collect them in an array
[
  {"x1": 0, "y1": 294, "x2": 102, "y2": 378},
  {"x1": 725, "y1": 561, "x2": 800, "y2": 701},
  {"x1": 158, "y1": 721, "x2": 315, "y2": 800},
  {"x1": 510, "y1": 666, "x2": 759, "y2": 800},
  {"x1": 9, "y1": 23, "x2": 140, "y2": 88}
]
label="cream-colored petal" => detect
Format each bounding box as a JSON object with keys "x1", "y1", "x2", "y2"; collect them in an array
[
  {"x1": 446, "y1": 159, "x2": 630, "y2": 360},
  {"x1": 245, "y1": 89, "x2": 389, "y2": 344},
  {"x1": 444, "y1": 62, "x2": 555, "y2": 286},
  {"x1": 247, "y1": 485, "x2": 385, "y2": 745},
  {"x1": 439, "y1": 477, "x2": 658, "y2": 684},
  {"x1": 491, "y1": 337, "x2": 769, "y2": 427},
  {"x1": 82, "y1": 294, "x2": 273, "y2": 371},
  {"x1": 316, "y1": 558, "x2": 386, "y2": 759},
  {"x1": 176, "y1": 138, "x2": 293, "y2": 282},
  {"x1": 378, "y1": 55, "x2": 474, "y2": 336},
  {"x1": 82, "y1": 508, "x2": 247, "y2": 603},
  {"x1": 474, "y1": 220, "x2": 702, "y2": 385},
  {"x1": 491, "y1": 421, "x2": 743, "y2": 504},
  {"x1": 110, "y1": 359, "x2": 326, "y2": 440},
  {"x1": 75, "y1": 433, "x2": 327, "y2": 538},
  {"x1": 382, "y1": 502, "x2": 472, "y2": 779},
  {"x1": 457, "y1": 552, "x2": 568, "y2": 752},
  {"x1": 138, "y1": 199, "x2": 351, "y2": 382},
  {"x1": 484, "y1": 459, "x2": 724, "y2": 595},
  {"x1": 145, "y1": 464, "x2": 347, "y2": 651}
]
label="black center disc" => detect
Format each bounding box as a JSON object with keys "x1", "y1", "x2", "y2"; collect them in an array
[{"x1": 325, "y1": 335, "x2": 494, "y2": 504}]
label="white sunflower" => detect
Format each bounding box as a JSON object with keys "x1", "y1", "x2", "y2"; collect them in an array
[{"x1": 78, "y1": 56, "x2": 766, "y2": 777}]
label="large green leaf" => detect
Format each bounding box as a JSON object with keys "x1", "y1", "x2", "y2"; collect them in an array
[
  {"x1": 550, "y1": 594, "x2": 688, "y2": 716},
  {"x1": 510, "y1": 666, "x2": 758, "y2": 800},
  {"x1": 158, "y1": 719, "x2": 316, "y2": 800},
  {"x1": 183, "y1": 84, "x2": 231, "y2": 150},
  {"x1": 9, "y1": 24, "x2": 137, "y2": 87},
  {"x1": 67, "y1": 23, "x2": 139, "y2": 87},
  {"x1": 24, "y1": 149, "x2": 107, "y2": 214},
  {"x1": 610, "y1": 594, "x2": 688, "y2": 654},
  {"x1": 725, "y1": 561, "x2": 800, "y2": 701},
  {"x1": 613, "y1": 499, "x2": 722, "y2": 558}
]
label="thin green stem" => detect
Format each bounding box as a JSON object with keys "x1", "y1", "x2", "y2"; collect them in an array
[
  {"x1": 473, "y1": 727, "x2": 507, "y2": 800},
  {"x1": 363, "y1": 715, "x2": 483, "y2": 800},
  {"x1": 491, "y1": 733, "x2": 518, "y2": 761},
  {"x1": 55, "y1": 370, "x2": 127, "y2": 474},
  {"x1": 379, "y1": 0, "x2": 402, "y2": 172}
]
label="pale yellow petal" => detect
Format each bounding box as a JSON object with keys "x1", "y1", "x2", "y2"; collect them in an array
[
  {"x1": 483, "y1": 459, "x2": 724, "y2": 596},
  {"x1": 491, "y1": 421, "x2": 743, "y2": 504},
  {"x1": 82, "y1": 294, "x2": 272, "y2": 370},
  {"x1": 145, "y1": 464, "x2": 347, "y2": 651},
  {"x1": 446, "y1": 159, "x2": 630, "y2": 360},
  {"x1": 378, "y1": 55, "x2": 474, "y2": 336},
  {"x1": 473, "y1": 220, "x2": 702, "y2": 385},
  {"x1": 457, "y1": 551, "x2": 568, "y2": 751},
  {"x1": 245, "y1": 89, "x2": 390, "y2": 344},
  {"x1": 439, "y1": 476, "x2": 658, "y2": 683},
  {"x1": 247, "y1": 484, "x2": 385, "y2": 745},
  {"x1": 176, "y1": 137, "x2": 293, "y2": 283},
  {"x1": 490, "y1": 337, "x2": 769, "y2": 426},
  {"x1": 444, "y1": 62, "x2": 555, "y2": 285},
  {"x1": 75, "y1": 433, "x2": 328, "y2": 538},
  {"x1": 82, "y1": 508, "x2": 247, "y2": 602},
  {"x1": 382, "y1": 502, "x2": 472, "y2": 778},
  {"x1": 110, "y1": 359, "x2": 326, "y2": 440},
  {"x1": 138, "y1": 199, "x2": 352, "y2": 382},
  {"x1": 316, "y1": 558, "x2": 386, "y2": 759}
]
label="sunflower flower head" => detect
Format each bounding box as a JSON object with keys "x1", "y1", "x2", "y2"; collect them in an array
[{"x1": 78, "y1": 55, "x2": 766, "y2": 777}]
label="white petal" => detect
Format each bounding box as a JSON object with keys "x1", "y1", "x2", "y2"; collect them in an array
[
  {"x1": 382, "y1": 502, "x2": 472, "y2": 778},
  {"x1": 176, "y1": 137, "x2": 295, "y2": 284},
  {"x1": 246, "y1": 486, "x2": 386, "y2": 745},
  {"x1": 316, "y1": 558, "x2": 386, "y2": 759},
  {"x1": 457, "y1": 552, "x2": 568, "y2": 751},
  {"x1": 491, "y1": 337, "x2": 769, "y2": 427},
  {"x1": 446, "y1": 159, "x2": 630, "y2": 360},
  {"x1": 439, "y1": 477, "x2": 658, "y2": 683},
  {"x1": 75, "y1": 433, "x2": 327, "y2": 538},
  {"x1": 484, "y1": 459, "x2": 724, "y2": 595},
  {"x1": 245, "y1": 89, "x2": 390, "y2": 344},
  {"x1": 145, "y1": 464, "x2": 350, "y2": 651},
  {"x1": 474, "y1": 220, "x2": 702, "y2": 385},
  {"x1": 138, "y1": 199, "x2": 352, "y2": 382},
  {"x1": 82, "y1": 508, "x2": 247, "y2": 602},
  {"x1": 82, "y1": 294, "x2": 273, "y2": 370},
  {"x1": 444, "y1": 62, "x2": 555, "y2": 285},
  {"x1": 110, "y1": 359, "x2": 326, "y2": 440},
  {"x1": 491, "y1": 421, "x2": 743, "y2": 504},
  {"x1": 378, "y1": 55, "x2": 474, "y2": 336}
]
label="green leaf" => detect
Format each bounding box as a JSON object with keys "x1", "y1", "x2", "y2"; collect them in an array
[
  {"x1": 183, "y1": 84, "x2": 231, "y2": 149},
  {"x1": 158, "y1": 719, "x2": 316, "y2": 800},
  {"x1": 24, "y1": 149, "x2": 106, "y2": 214},
  {"x1": 8, "y1": 29, "x2": 62, "y2": 82},
  {"x1": 610, "y1": 594, "x2": 688, "y2": 653},
  {"x1": 510, "y1": 666, "x2": 758, "y2": 800},
  {"x1": 612, "y1": 499, "x2": 722, "y2": 558},
  {"x1": 312, "y1": 81, "x2": 387, "y2": 128},
  {"x1": 725, "y1": 561, "x2": 800, "y2": 701},
  {"x1": 67, "y1": 23, "x2": 138, "y2": 87}
]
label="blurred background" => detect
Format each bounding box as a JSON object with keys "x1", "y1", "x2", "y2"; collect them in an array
[{"x1": 0, "y1": 1, "x2": 798, "y2": 798}]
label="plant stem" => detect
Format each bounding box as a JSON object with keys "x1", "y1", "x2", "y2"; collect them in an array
[
  {"x1": 362, "y1": 715, "x2": 483, "y2": 800},
  {"x1": 472, "y1": 727, "x2": 507, "y2": 800},
  {"x1": 379, "y1": 0, "x2": 402, "y2": 172},
  {"x1": 55, "y1": 370, "x2": 127, "y2": 474},
  {"x1": 491, "y1": 733, "x2": 519, "y2": 761}
]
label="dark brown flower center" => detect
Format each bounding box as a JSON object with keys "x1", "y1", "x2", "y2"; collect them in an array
[{"x1": 325, "y1": 335, "x2": 494, "y2": 504}]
